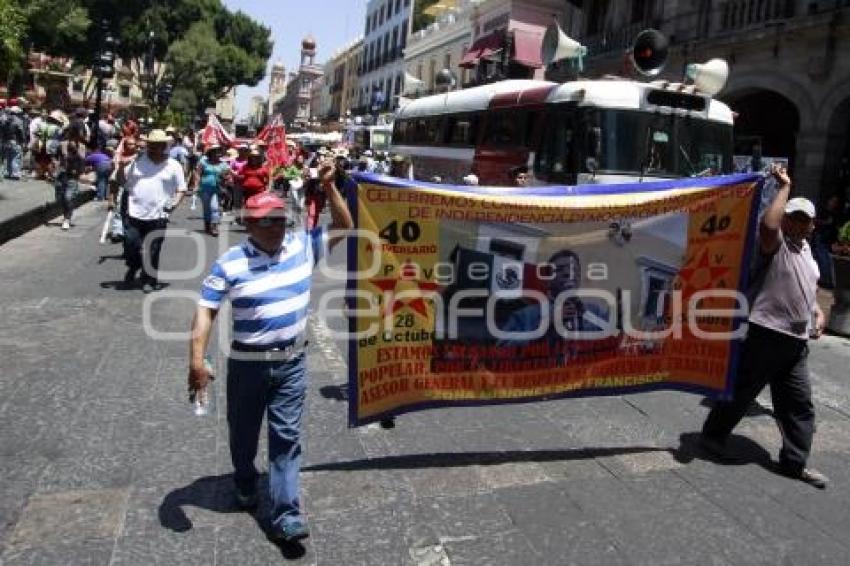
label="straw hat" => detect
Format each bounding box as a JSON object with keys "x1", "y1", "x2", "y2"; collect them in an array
[
  {"x1": 143, "y1": 129, "x2": 171, "y2": 143},
  {"x1": 48, "y1": 110, "x2": 69, "y2": 126}
]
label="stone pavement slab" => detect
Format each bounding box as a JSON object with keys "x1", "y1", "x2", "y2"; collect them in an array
[{"x1": 1, "y1": 202, "x2": 850, "y2": 565}]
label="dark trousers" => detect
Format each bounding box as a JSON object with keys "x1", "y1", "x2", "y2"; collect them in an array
[
  {"x1": 227, "y1": 353, "x2": 306, "y2": 532},
  {"x1": 703, "y1": 323, "x2": 815, "y2": 472},
  {"x1": 123, "y1": 217, "x2": 167, "y2": 279}
]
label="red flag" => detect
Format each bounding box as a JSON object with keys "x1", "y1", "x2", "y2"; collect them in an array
[
  {"x1": 257, "y1": 114, "x2": 290, "y2": 170},
  {"x1": 200, "y1": 113, "x2": 233, "y2": 149}
]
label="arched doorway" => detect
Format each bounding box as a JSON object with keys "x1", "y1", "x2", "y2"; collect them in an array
[{"x1": 723, "y1": 90, "x2": 800, "y2": 172}]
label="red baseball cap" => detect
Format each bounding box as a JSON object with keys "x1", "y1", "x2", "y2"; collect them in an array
[{"x1": 244, "y1": 193, "x2": 286, "y2": 221}]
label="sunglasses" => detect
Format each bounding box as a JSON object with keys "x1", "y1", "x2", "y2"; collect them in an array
[{"x1": 247, "y1": 216, "x2": 287, "y2": 228}]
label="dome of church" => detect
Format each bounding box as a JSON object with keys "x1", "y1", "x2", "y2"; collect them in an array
[{"x1": 302, "y1": 35, "x2": 316, "y2": 50}]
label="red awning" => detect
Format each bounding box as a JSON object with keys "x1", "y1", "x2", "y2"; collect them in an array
[
  {"x1": 512, "y1": 29, "x2": 543, "y2": 69},
  {"x1": 459, "y1": 29, "x2": 543, "y2": 69},
  {"x1": 459, "y1": 31, "x2": 505, "y2": 68}
]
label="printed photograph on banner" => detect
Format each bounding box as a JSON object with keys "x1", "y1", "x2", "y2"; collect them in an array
[{"x1": 433, "y1": 211, "x2": 688, "y2": 345}]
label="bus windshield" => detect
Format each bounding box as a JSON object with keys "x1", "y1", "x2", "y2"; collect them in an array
[{"x1": 593, "y1": 109, "x2": 733, "y2": 177}]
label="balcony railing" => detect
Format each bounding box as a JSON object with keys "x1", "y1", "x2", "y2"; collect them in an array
[
  {"x1": 718, "y1": 0, "x2": 795, "y2": 32},
  {"x1": 584, "y1": 1, "x2": 844, "y2": 59}
]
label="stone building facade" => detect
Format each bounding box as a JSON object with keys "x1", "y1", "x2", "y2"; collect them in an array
[
  {"x1": 275, "y1": 36, "x2": 325, "y2": 130},
  {"x1": 358, "y1": 0, "x2": 414, "y2": 114},
  {"x1": 560, "y1": 0, "x2": 850, "y2": 202}
]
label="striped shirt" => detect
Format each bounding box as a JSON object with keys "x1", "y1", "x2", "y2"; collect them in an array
[{"x1": 199, "y1": 227, "x2": 327, "y2": 345}]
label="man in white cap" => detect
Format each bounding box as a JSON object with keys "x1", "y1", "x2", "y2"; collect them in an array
[
  {"x1": 702, "y1": 164, "x2": 829, "y2": 488},
  {"x1": 117, "y1": 129, "x2": 187, "y2": 290}
]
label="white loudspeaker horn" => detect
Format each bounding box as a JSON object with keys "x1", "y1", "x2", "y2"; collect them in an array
[
  {"x1": 685, "y1": 58, "x2": 729, "y2": 96},
  {"x1": 403, "y1": 72, "x2": 424, "y2": 96},
  {"x1": 542, "y1": 21, "x2": 587, "y2": 69}
]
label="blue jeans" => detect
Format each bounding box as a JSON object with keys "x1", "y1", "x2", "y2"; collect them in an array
[
  {"x1": 95, "y1": 167, "x2": 110, "y2": 200},
  {"x1": 227, "y1": 352, "x2": 307, "y2": 532},
  {"x1": 54, "y1": 174, "x2": 79, "y2": 220},
  {"x1": 199, "y1": 189, "x2": 220, "y2": 224},
  {"x1": 5, "y1": 140, "x2": 22, "y2": 178}
]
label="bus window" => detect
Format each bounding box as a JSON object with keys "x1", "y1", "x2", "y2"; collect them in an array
[
  {"x1": 534, "y1": 111, "x2": 576, "y2": 183},
  {"x1": 445, "y1": 114, "x2": 475, "y2": 146},
  {"x1": 414, "y1": 119, "x2": 429, "y2": 144},
  {"x1": 394, "y1": 121, "x2": 408, "y2": 144},
  {"x1": 676, "y1": 118, "x2": 733, "y2": 175},
  {"x1": 425, "y1": 118, "x2": 443, "y2": 144},
  {"x1": 482, "y1": 111, "x2": 517, "y2": 147},
  {"x1": 524, "y1": 111, "x2": 540, "y2": 148}
]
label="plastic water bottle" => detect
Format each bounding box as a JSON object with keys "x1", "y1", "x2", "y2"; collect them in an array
[
  {"x1": 190, "y1": 193, "x2": 198, "y2": 211},
  {"x1": 192, "y1": 357, "x2": 215, "y2": 416}
]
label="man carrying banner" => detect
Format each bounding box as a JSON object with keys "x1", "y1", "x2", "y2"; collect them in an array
[
  {"x1": 188, "y1": 161, "x2": 353, "y2": 543},
  {"x1": 701, "y1": 164, "x2": 829, "y2": 489}
]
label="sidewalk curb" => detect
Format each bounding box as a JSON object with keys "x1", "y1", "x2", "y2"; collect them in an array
[{"x1": 0, "y1": 184, "x2": 95, "y2": 246}]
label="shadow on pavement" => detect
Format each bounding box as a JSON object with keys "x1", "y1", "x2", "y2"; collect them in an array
[
  {"x1": 673, "y1": 431, "x2": 775, "y2": 475},
  {"x1": 319, "y1": 385, "x2": 347, "y2": 401},
  {"x1": 99, "y1": 280, "x2": 172, "y2": 292},
  {"x1": 302, "y1": 446, "x2": 671, "y2": 472},
  {"x1": 159, "y1": 474, "x2": 307, "y2": 560}
]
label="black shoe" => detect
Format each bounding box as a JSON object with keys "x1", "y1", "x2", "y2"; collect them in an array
[
  {"x1": 270, "y1": 521, "x2": 309, "y2": 542},
  {"x1": 778, "y1": 465, "x2": 829, "y2": 489},
  {"x1": 123, "y1": 267, "x2": 138, "y2": 284},
  {"x1": 234, "y1": 486, "x2": 258, "y2": 509},
  {"x1": 379, "y1": 417, "x2": 396, "y2": 429},
  {"x1": 141, "y1": 275, "x2": 164, "y2": 291}
]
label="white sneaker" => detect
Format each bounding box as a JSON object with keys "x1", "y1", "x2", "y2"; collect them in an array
[{"x1": 61, "y1": 220, "x2": 70, "y2": 230}]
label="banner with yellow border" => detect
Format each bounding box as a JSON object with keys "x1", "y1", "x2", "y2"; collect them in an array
[{"x1": 346, "y1": 174, "x2": 763, "y2": 427}]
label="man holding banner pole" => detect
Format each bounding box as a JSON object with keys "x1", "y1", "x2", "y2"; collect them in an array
[
  {"x1": 701, "y1": 164, "x2": 829, "y2": 489},
  {"x1": 188, "y1": 160, "x2": 353, "y2": 543}
]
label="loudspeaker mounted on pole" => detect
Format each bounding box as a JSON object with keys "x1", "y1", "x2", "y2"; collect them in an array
[
  {"x1": 542, "y1": 20, "x2": 588, "y2": 71},
  {"x1": 630, "y1": 29, "x2": 669, "y2": 77},
  {"x1": 685, "y1": 58, "x2": 730, "y2": 96}
]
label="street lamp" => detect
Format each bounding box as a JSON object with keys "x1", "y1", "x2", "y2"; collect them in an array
[{"x1": 91, "y1": 19, "x2": 118, "y2": 148}]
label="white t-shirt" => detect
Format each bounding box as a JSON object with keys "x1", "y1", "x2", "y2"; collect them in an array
[
  {"x1": 125, "y1": 154, "x2": 187, "y2": 220},
  {"x1": 749, "y1": 234, "x2": 820, "y2": 340}
]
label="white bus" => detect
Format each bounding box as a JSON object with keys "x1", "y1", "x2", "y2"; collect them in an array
[{"x1": 391, "y1": 77, "x2": 734, "y2": 186}]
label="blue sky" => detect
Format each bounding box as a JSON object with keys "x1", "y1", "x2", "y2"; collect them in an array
[{"x1": 222, "y1": 0, "x2": 368, "y2": 119}]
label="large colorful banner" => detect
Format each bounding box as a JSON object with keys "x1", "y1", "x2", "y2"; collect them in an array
[{"x1": 346, "y1": 174, "x2": 763, "y2": 427}]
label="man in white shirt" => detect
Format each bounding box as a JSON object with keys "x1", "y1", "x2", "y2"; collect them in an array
[{"x1": 117, "y1": 129, "x2": 186, "y2": 290}]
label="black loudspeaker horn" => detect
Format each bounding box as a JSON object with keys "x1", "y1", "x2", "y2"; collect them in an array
[{"x1": 630, "y1": 29, "x2": 669, "y2": 77}]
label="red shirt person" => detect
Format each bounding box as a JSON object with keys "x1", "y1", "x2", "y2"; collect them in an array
[{"x1": 237, "y1": 150, "x2": 269, "y2": 199}]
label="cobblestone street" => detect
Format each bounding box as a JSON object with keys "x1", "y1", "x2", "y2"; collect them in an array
[{"x1": 1, "y1": 201, "x2": 850, "y2": 565}]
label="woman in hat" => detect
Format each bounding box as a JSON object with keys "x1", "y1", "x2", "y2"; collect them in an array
[
  {"x1": 235, "y1": 148, "x2": 269, "y2": 202},
  {"x1": 193, "y1": 144, "x2": 230, "y2": 236},
  {"x1": 34, "y1": 111, "x2": 65, "y2": 180}
]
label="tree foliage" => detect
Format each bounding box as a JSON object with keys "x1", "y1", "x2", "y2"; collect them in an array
[
  {"x1": 163, "y1": 9, "x2": 272, "y2": 114},
  {"x1": 16, "y1": 0, "x2": 272, "y2": 116},
  {"x1": 412, "y1": 0, "x2": 440, "y2": 33},
  {"x1": 0, "y1": 0, "x2": 27, "y2": 76}
]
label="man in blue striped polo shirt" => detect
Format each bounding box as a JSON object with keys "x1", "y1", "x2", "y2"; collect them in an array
[{"x1": 188, "y1": 163, "x2": 352, "y2": 543}]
